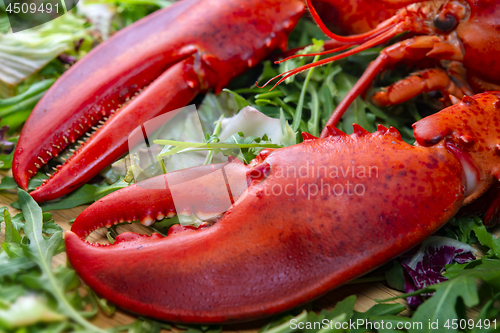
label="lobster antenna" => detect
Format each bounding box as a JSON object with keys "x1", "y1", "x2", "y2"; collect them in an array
[
  {"x1": 275, "y1": 43, "x2": 355, "y2": 63},
  {"x1": 305, "y1": 0, "x2": 401, "y2": 43},
  {"x1": 370, "y1": 0, "x2": 437, "y2": 8},
  {"x1": 257, "y1": 23, "x2": 404, "y2": 90}
]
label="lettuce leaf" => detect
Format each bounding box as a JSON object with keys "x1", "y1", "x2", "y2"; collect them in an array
[
  {"x1": 0, "y1": 12, "x2": 87, "y2": 97},
  {"x1": 401, "y1": 237, "x2": 476, "y2": 309}
]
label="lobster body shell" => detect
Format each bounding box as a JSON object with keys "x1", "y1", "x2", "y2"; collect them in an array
[
  {"x1": 457, "y1": 0, "x2": 500, "y2": 90},
  {"x1": 310, "y1": 0, "x2": 397, "y2": 35},
  {"x1": 66, "y1": 125, "x2": 467, "y2": 323}
]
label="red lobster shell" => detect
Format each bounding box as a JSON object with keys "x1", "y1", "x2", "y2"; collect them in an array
[
  {"x1": 66, "y1": 92, "x2": 500, "y2": 323},
  {"x1": 12, "y1": 0, "x2": 305, "y2": 202}
]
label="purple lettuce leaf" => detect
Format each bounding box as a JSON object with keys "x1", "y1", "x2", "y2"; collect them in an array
[
  {"x1": 401, "y1": 236, "x2": 476, "y2": 309},
  {"x1": 0, "y1": 125, "x2": 14, "y2": 154},
  {"x1": 57, "y1": 53, "x2": 77, "y2": 65}
]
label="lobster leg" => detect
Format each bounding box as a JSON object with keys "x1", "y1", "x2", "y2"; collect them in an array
[
  {"x1": 13, "y1": 0, "x2": 305, "y2": 202},
  {"x1": 372, "y1": 68, "x2": 464, "y2": 106},
  {"x1": 319, "y1": 35, "x2": 464, "y2": 137},
  {"x1": 483, "y1": 190, "x2": 500, "y2": 227},
  {"x1": 458, "y1": 183, "x2": 500, "y2": 228},
  {"x1": 309, "y1": 0, "x2": 397, "y2": 36}
]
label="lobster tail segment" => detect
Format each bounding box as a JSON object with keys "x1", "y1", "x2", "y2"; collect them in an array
[{"x1": 413, "y1": 92, "x2": 500, "y2": 203}]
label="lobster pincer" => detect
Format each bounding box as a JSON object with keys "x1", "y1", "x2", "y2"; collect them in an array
[
  {"x1": 12, "y1": 0, "x2": 305, "y2": 202},
  {"x1": 66, "y1": 92, "x2": 500, "y2": 323}
]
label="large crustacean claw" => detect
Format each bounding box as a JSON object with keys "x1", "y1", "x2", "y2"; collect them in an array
[
  {"x1": 66, "y1": 130, "x2": 463, "y2": 323},
  {"x1": 65, "y1": 93, "x2": 500, "y2": 323},
  {"x1": 12, "y1": 0, "x2": 305, "y2": 202}
]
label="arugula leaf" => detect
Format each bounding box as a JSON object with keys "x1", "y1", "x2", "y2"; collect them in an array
[
  {"x1": 410, "y1": 274, "x2": 479, "y2": 333},
  {"x1": 0, "y1": 204, "x2": 105, "y2": 332},
  {"x1": 256, "y1": 296, "x2": 405, "y2": 333},
  {"x1": 0, "y1": 176, "x2": 16, "y2": 190},
  {"x1": 293, "y1": 51, "x2": 321, "y2": 132},
  {"x1": 350, "y1": 303, "x2": 406, "y2": 333},
  {"x1": 26, "y1": 172, "x2": 49, "y2": 191},
  {"x1": 0, "y1": 79, "x2": 54, "y2": 131},
  {"x1": 385, "y1": 260, "x2": 405, "y2": 292},
  {"x1": 0, "y1": 284, "x2": 25, "y2": 304},
  {"x1": 11, "y1": 179, "x2": 129, "y2": 211},
  {"x1": 380, "y1": 258, "x2": 500, "y2": 333},
  {"x1": 223, "y1": 88, "x2": 250, "y2": 110},
  {"x1": 471, "y1": 292, "x2": 500, "y2": 333},
  {"x1": 38, "y1": 179, "x2": 129, "y2": 211},
  {"x1": 104, "y1": 0, "x2": 172, "y2": 33},
  {"x1": 155, "y1": 135, "x2": 281, "y2": 166},
  {"x1": 3, "y1": 209, "x2": 21, "y2": 243},
  {"x1": 86, "y1": 286, "x2": 116, "y2": 316},
  {"x1": 16, "y1": 190, "x2": 107, "y2": 332},
  {"x1": 259, "y1": 310, "x2": 307, "y2": 333},
  {"x1": 308, "y1": 295, "x2": 356, "y2": 333},
  {"x1": 0, "y1": 207, "x2": 54, "y2": 233},
  {"x1": 197, "y1": 92, "x2": 239, "y2": 134},
  {"x1": 0, "y1": 295, "x2": 66, "y2": 330},
  {"x1": 0, "y1": 253, "x2": 35, "y2": 278},
  {"x1": 450, "y1": 217, "x2": 500, "y2": 258}
]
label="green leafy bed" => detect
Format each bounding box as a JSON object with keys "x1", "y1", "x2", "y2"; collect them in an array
[{"x1": 0, "y1": 2, "x2": 499, "y2": 333}]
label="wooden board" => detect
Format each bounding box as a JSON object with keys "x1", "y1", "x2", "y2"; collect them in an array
[{"x1": 0, "y1": 169, "x2": 496, "y2": 330}]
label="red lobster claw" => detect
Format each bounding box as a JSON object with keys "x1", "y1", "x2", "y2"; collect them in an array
[
  {"x1": 66, "y1": 93, "x2": 500, "y2": 323},
  {"x1": 12, "y1": 0, "x2": 305, "y2": 202}
]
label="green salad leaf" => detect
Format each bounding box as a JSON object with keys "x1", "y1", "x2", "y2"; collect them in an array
[
  {"x1": 0, "y1": 136, "x2": 16, "y2": 169},
  {"x1": 0, "y1": 12, "x2": 88, "y2": 97},
  {"x1": 10, "y1": 178, "x2": 129, "y2": 211},
  {"x1": 17, "y1": 190, "x2": 106, "y2": 332},
  {"x1": 0, "y1": 175, "x2": 16, "y2": 190},
  {"x1": 0, "y1": 192, "x2": 108, "y2": 332},
  {"x1": 0, "y1": 1, "x2": 9, "y2": 34},
  {"x1": 0, "y1": 79, "x2": 54, "y2": 131},
  {"x1": 453, "y1": 217, "x2": 500, "y2": 258}
]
